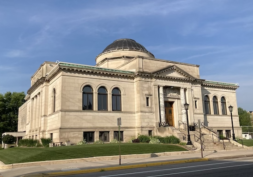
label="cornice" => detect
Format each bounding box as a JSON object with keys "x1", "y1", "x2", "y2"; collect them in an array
[
  {"x1": 202, "y1": 82, "x2": 239, "y2": 90},
  {"x1": 27, "y1": 77, "x2": 46, "y2": 94}
]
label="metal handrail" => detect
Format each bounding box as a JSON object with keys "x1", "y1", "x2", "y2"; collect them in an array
[
  {"x1": 178, "y1": 120, "x2": 188, "y2": 132},
  {"x1": 200, "y1": 122, "x2": 229, "y2": 150},
  {"x1": 200, "y1": 122, "x2": 217, "y2": 134}
]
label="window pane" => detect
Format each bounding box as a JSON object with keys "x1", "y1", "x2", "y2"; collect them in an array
[
  {"x1": 112, "y1": 96, "x2": 117, "y2": 111},
  {"x1": 117, "y1": 96, "x2": 121, "y2": 111},
  {"x1": 103, "y1": 95, "x2": 107, "y2": 110},
  {"x1": 99, "y1": 131, "x2": 109, "y2": 142},
  {"x1": 88, "y1": 94, "x2": 93, "y2": 110},
  {"x1": 114, "y1": 131, "x2": 123, "y2": 141},
  {"x1": 83, "y1": 86, "x2": 92, "y2": 93},
  {"x1": 98, "y1": 95, "x2": 102, "y2": 110},
  {"x1": 83, "y1": 132, "x2": 94, "y2": 142},
  {"x1": 83, "y1": 94, "x2": 87, "y2": 110},
  {"x1": 98, "y1": 87, "x2": 107, "y2": 94},
  {"x1": 112, "y1": 88, "x2": 121, "y2": 95}
]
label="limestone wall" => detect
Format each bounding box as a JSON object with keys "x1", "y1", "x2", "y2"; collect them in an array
[{"x1": 18, "y1": 101, "x2": 27, "y2": 132}]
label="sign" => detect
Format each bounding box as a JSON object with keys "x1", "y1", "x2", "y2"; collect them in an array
[{"x1": 117, "y1": 117, "x2": 121, "y2": 126}]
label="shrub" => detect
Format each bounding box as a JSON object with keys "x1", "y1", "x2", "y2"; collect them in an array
[
  {"x1": 169, "y1": 136, "x2": 180, "y2": 144},
  {"x1": 132, "y1": 139, "x2": 140, "y2": 143},
  {"x1": 149, "y1": 137, "x2": 160, "y2": 144},
  {"x1": 94, "y1": 140, "x2": 104, "y2": 144},
  {"x1": 18, "y1": 139, "x2": 39, "y2": 147},
  {"x1": 110, "y1": 139, "x2": 119, "y2": 144},
  {"x1": 153, "y1": 136, "x2": 180, "y2": 144},
  {"x1": 77, "y1": 140, "x2": 86, "y2": 145},
  {"x1": 41, "y1": 138, "x2": 52, "y2": 147},
  {"x1": 137, "y1": 135, "x2": 150, "y2": 143},
  {"x1": 179, "y1": 142, "x2": 187, "y2": 146},
  {"x1": 2, "y1": 135, "x2": 15, "y2": 144}
]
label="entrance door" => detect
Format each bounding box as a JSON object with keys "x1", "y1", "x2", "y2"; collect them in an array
[{"x1": 165, "y1": 102, "x2": 174, "y2": 126}]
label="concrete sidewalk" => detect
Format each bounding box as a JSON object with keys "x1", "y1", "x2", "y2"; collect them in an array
[{"x1": 1, "y1": 149, "x2": 253, "y2": 177}]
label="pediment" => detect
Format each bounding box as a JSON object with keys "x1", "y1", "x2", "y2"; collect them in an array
[
  {"x1": 159, "y1": 70, "x2": 187, "y2": 78},
  {"x1": 153, "y1": 65, "x2": 196, "y2": 80}
]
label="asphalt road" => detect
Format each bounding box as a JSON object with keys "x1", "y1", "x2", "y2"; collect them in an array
[{"x1": 66, "y1": 157, "x2": 253, "y2": 177}]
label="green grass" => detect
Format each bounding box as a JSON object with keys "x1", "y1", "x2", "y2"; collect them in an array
[
  {"x1": 237, "y1": 139, "x2": 253, "y2": 146},
  {"x1": 0, "y1": 143, "x2": 186, "y2": 164}
]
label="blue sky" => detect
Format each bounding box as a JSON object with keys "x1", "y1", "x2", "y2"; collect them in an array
[{"x1": 0, "y1": 0, "x2": 252, "y2": 110}]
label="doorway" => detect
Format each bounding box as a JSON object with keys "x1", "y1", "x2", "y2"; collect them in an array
[{"x1": 165, "y1": 101, "x2": 174, "y2": 126}]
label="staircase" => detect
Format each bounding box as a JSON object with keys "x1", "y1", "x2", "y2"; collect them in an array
[{"x1": 170, "y1": 121, "x2": 243, "y2": 151}]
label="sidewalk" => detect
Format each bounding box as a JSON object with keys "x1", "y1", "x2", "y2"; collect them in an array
[{"x1": 1, "y1": 149, "x2": 253, "y2": 177}]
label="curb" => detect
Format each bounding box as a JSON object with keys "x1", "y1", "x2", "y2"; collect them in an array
[
  {"x1": 208, "y1": 154, "x2": 253, "y2": 160},
  {"x1": 47, "y1": 158, "x2": 209, "y2": 177}
]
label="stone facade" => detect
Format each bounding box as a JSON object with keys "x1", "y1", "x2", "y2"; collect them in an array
[{"x1": 18, "y1": 39, "x2": 241, "y2": 143}]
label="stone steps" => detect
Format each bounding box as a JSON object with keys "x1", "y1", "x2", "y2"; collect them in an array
[{"x1": 174, "y1": 128, "x2": 243, "y2": 151}]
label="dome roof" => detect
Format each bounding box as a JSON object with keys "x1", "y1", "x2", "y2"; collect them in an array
[{"x1": 99, "y1": 38, "x2": 154, "y2": 58}]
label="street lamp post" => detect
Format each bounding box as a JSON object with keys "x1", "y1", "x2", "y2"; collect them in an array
[
  {"x1": 229, "y1": 105, "x2": 236, "y2": 141},
  {"x1": 184, "y1": 103, "x2": 192, "y2": 145}
]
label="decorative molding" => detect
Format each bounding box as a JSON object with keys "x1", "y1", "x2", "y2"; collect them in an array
[{"x1": 27, "y1": 77, "x2": 46, "y2": 95}]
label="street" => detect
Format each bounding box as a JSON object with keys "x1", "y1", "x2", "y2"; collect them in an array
[{"x1": 66, "y1": 157, "x2": 253, "y2": 177}]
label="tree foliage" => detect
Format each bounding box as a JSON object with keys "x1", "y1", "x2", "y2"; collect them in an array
[
  {"x1": 238, "y1": 107, "x2": 252, "y2": 126},
  {"x1": 0, "y1": 92, "x2": 25, "y2": 142},
  {"x1": 2, "y1": 134, "x2": 15, "y2": 144}
]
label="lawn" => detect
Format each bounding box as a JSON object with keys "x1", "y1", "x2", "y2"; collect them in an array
[
  {"x1": 237, "y1": 139, "x2": 253, "y2": 146},
  {"x1": 0, "y1": 143, "x2": 186, "y2": 164}
]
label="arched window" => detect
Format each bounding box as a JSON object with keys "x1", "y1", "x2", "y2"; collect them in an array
[
  {"x1": 213, "y1": 96, "x2": 219, "y2": 115},
  {"x1": 98, "y1": 86, "x2": 107, "y2": 111},
  {"x1": 112, "y1": 88, "x2": 121, "y2": 111},
  {"x1": 53, "y1": 88, "x2": 56, "y2": 112},
  {"x1": 83, "y1": 85, "x2": 93, "y2": 110},
  {"x1": 221, "y1": 97, "x2": 227, "y2": 115},
  {"x1": 204, "y1": 95, "x2": 210, "y2": 114}
]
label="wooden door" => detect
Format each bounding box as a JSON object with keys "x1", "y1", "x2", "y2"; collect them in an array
[{"x1": 165, "y1": 102, "x2": 174, "y2": 126}]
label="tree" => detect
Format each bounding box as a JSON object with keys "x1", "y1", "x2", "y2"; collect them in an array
[
  {"x1": 0, "y1": 92, "x2": 25, "y2": 142},
  {"x1": 238, "y1": 107, "x2": 252, "y2": 133},
  {"x1": 238, "y1": 107, "x2": 252, "y2": 126}
]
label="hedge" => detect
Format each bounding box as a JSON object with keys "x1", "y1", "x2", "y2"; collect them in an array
[
  {"x1": 18, "y1": 139, "x2": 39, "y2": 147},
  {"x1": 41, "y1": 138, "x2": 52, "y2": 147}
]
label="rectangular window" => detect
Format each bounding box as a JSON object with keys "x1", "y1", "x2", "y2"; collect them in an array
[
  {"x1": 195, "y1": 100, "x2": 197, "y2": 109},
  {"x1": 148, "y1": 130, "x2": 152, "y2": 136},
  {"x1": 225, "y1": 130, "x2": 231, "y2": 138},
  {"x1": 50, "y1": 133, "x2": 53, "y2": 141},
  {"x1": 217, "y1": 130, "x2": 223, "y2": 137},
  {"x1": 83, "y1": 132, "x2": 94, "y2": 142},
  {"x1": 146, "y1": 97, "x2": 149, "y2": 107},
  {"x1": 114, "y1": 131, "x2": 123, "y2": 141},
  {"x1": 99, "y1": 131, "x2": 109, "y2": 142}
]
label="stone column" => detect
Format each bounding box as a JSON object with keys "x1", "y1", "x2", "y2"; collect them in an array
[
  {"x1": 37, "y1": 93, "x2": 40, "y2": 130},
  {"x1": 180, "y1": 88, "x2": 186, "y2": 122},
  {"x1": 33, "y1": 96, "x2": 37, "y2": 131},
  {"x1": 94, "y1": 92, "x2": 97, "y2": 111},
  {"x1": 159, "y1": 86, "x2": 166, "y2": 123},
  {"x1": 30, "y1": 98, "x2": 34, "y2": 131}
]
